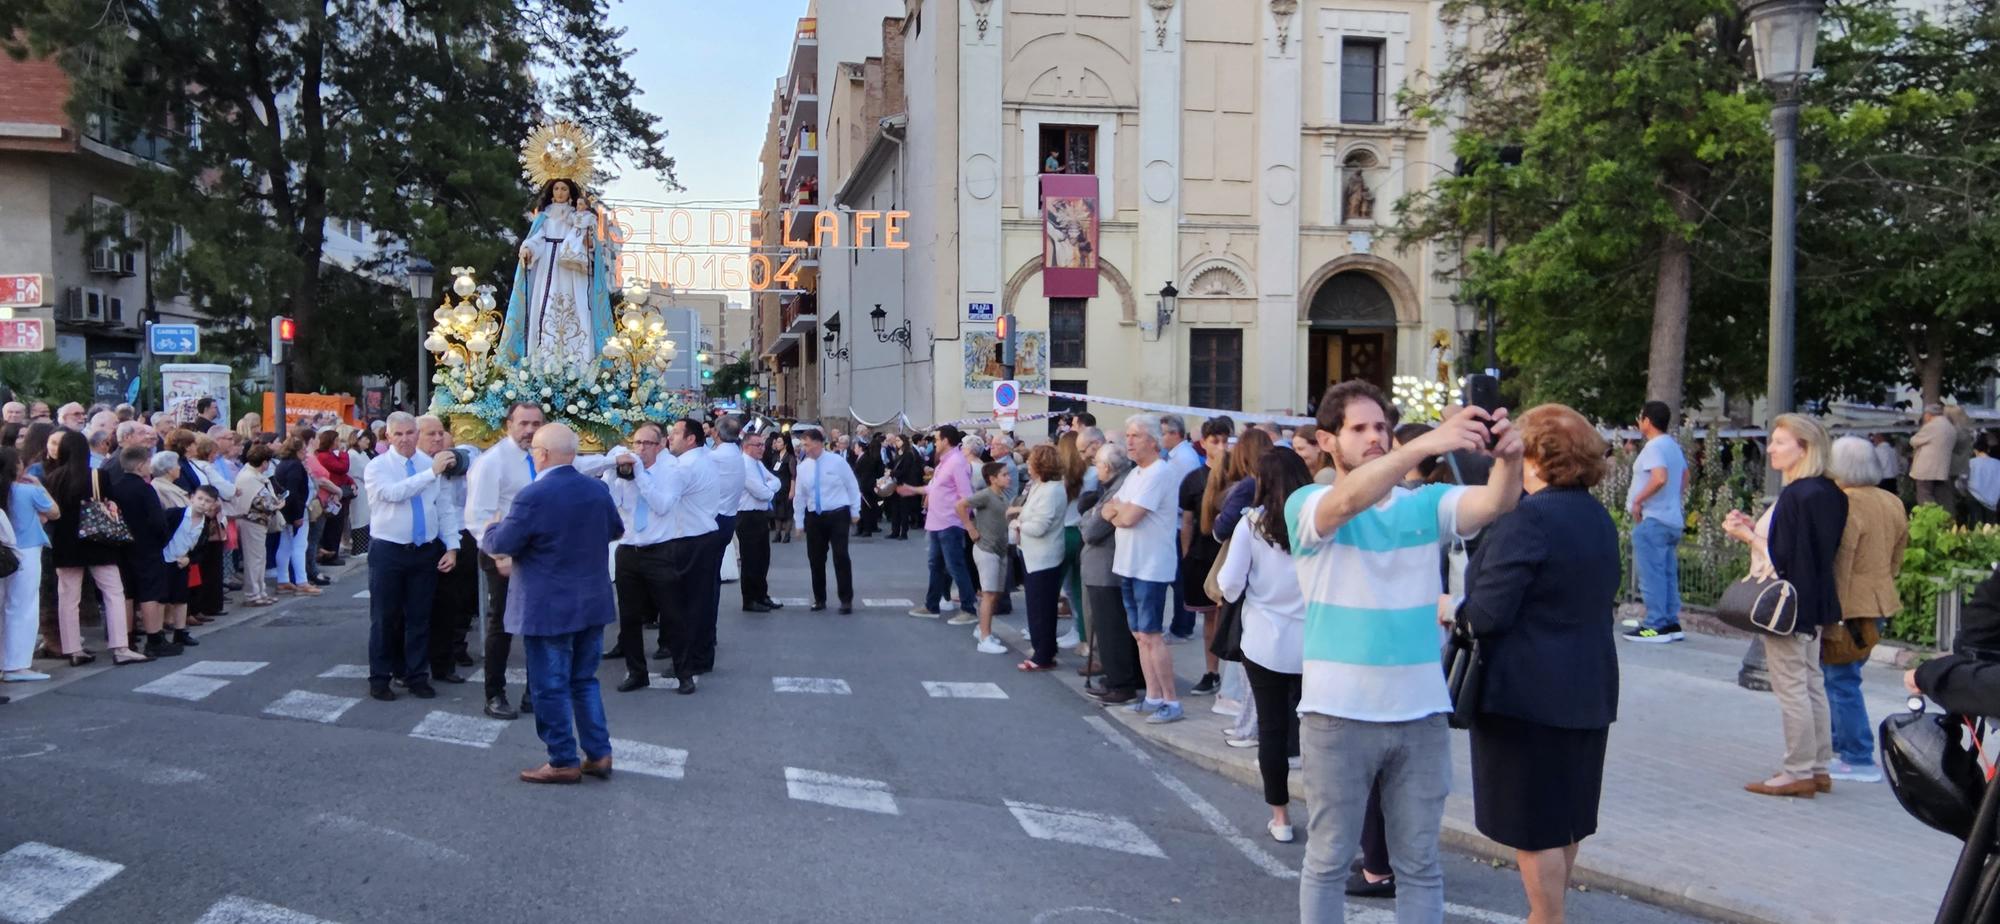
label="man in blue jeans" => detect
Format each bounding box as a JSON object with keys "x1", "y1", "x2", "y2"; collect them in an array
[
  {"x1": 1623, "y1": 401, "x2": 1689, "y2": 644},
  {"x1": 482, "y1": 424, "x2": 625, "y2": 784},
  {"x1": 909, "y1": 425, "x2": 979, "y2": 621}
]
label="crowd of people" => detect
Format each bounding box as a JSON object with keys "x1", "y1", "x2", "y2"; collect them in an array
[{"x1": 0, "y1": 394, "x2": 375, "y2": 698}]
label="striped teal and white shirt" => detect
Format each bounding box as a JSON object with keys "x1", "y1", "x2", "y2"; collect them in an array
[{"x1": 1285, "y1": 482, "x2": 1470, "y2": 722}]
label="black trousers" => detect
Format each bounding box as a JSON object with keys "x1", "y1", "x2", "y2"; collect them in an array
[
  {"x1": 368, "y1": 539, "x2": 441, "y2": 686},
  {"x1": 193, "y1": 538, "x2": 226, "y2": 616},
  {"x1": 1085, "y1": 584, "x2": 1141, "y2": 692},
  {"x1": 429, "y1": 530, "x2": 478, "y2": 670},
  {"x1": 736, "y1": 510, "x2": 772, "y2": 606},
  {"x1": 802, "y1": 510, "x2": 853, "y2": 606},
  {"x1": 615, "y1": 537, "x2": 706, "y2": 681},
  {"x1": 693, "y1": 516, "x2": 734, "y2": 673},
  {"x1": 858, "y1": 491, "x2": 881, "y2": 534},
  {"x1": 1024, "y1": 566, "x2": 1063, "y2": 666},
  {"x1": 1243, "y1": 656, "x2": 1303, "y2": 807},
  {"x1": 480, "y1": 551, "x2": 518, "y2": 700}
]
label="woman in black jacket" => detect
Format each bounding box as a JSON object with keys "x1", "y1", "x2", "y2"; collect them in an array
[
  {"x1": 890, "y1": 434, "x2": 926, "y2": 540},
  {"x1": 1727, "y1": 413, "x2": 1848, "y2": 798},
  {"x1": 1458, "y1": 405, "x2": 1621, "y2": 923},
  {"x1": 271, "y1": 438, "x2": 316, "y2": 594},
  {"x1": 42, "y1": 432, "x2": 148, "y2": 665},
  {"x1": 854, "y1": 433, "x2": 887, "y2": 537}
]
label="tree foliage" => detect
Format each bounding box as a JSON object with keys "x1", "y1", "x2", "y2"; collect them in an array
[
  {"x1": 1, "y1": 0, "x2": 676, "y2": 392},
  {"x1": 0, "y1": 352, "x2": 92, "y2": 406},
  {"x1": 711, "y1": 356, "x2": 754, "y2": 400}
]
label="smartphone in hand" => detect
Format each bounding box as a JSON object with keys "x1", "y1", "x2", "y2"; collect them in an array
[{"x1": 1462, "y1": 374, "x2": 1503, "y2": 449}]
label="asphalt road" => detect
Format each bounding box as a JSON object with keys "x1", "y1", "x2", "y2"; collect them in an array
[{"x1": 0, "y1": 532, "x2": 1708, "y2": 924}]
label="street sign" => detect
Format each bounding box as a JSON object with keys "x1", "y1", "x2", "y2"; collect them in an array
[
  {"x1": 150, "y1": 323, "x2": 200, "y2": 356},
  {"x1": 967, "y1": 301, "x2": 994, "y2": 322},
  {"x1": 0, "y1": 274, "x2": 42, "y2": 309},
  {"x1": 0, "y1": 319, "x2": 45, "y2": 352},
  {"x1": 993, "y1": 378, "x2": 1019, "y2": 431}
]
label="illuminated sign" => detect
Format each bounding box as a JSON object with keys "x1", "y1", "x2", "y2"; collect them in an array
[{"x1": 593, "y1": 207, "x2": 910, "y2": 293}]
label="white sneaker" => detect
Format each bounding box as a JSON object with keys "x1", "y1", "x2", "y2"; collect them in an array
[
  {"x1": 1828, "y1": 760, "x2": 1884, "y2": 783},
  {"x1": 1, "y1": 669, "x2": 51, "y2": 682},
  {"x1": 1055, "y1": 630, "x2": 1080, "y2": 649},
  {"x1": 976, "y1": 637, "x2": 1008, "y2": 655},
  {"x1": 908, "y1": 608, "x2": 941, "y2": 619},
  {"x1": 946, "y1": 613, "x2": 978, "y2": 626},
  {"x1": 1225, "y1": 736, "x2": 1258, "y2": 749},
  {"x1": 1268, "y1": 821, "x2": 1295, "y2": 843}
]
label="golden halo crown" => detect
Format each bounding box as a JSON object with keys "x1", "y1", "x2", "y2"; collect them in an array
[{"x1": 520, "y1": 120, "x2": 599, "y2": 189}]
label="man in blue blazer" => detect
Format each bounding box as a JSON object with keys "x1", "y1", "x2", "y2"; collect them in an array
[{"x1": 483, "y1": 423, "x2": 626, "y2": 784}]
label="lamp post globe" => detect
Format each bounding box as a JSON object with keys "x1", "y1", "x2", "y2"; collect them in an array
[
  {"x1": 407, "y1": 256, "x2": 436, "y2": 412},
  {"x1": 1738, "y1": 0, "x2": 1824, "y2": 86}
]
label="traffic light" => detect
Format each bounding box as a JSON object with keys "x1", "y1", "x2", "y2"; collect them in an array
[
  {"x1": 701, "y1": 368, "x2": 713, "y2": 381},
  {"x1": 995, "y1": 313, "x2": 1018, "y2": 366},
  {"x1": 271, "y1": 315, "x2": 296, "y2": 364},
  {"x1": 743, "y1": 387, "x2": 759, "y2": 400}
]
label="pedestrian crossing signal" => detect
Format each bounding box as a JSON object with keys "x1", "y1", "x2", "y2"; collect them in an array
[{"x1": 271, "y1": 316, "x2": 295, "y2": 363}]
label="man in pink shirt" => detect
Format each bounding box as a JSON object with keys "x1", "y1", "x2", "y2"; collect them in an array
[{"x1": 907, "y1": 425, "x2": 980, "y2": 621}]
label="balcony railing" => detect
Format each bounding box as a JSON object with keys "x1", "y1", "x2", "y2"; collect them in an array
[{"x1": 83, "y1": 108, "x2": 177, "y2": 165}]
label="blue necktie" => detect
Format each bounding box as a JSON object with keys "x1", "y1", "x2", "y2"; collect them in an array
[
  {"x1": 406, "y1": 456, "x2": 428, "y2": 543},
  {"x1": 526, "y1": 453, "x2": 538, "y2": 482},
  {"x1": 814, "y1": 458, "x2": 823, "y2": 514},
  {"x1": 634, "y1": 463, "x2": 650, "y2": 532}
]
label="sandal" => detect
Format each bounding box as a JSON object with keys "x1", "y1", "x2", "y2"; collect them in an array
[
  {"x1": 297, "y1": 585, "x2": 323, "y2": 596},
  {"x1": 1016, "y1": 659, "x2": 1057, "y2": 672}
]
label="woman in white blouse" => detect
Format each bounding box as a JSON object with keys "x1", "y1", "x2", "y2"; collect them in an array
[
  {"x1": 1214, "y1": 446, "x2": 1312, "y2": 844},
  {"x1": 1013, "y1": 444, "x2": 1071, "y2": 670}
]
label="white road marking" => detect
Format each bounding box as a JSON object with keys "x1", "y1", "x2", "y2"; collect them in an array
[
  {"x1": 0, "y1": 842, "x2": 125, "y2": 924},
  {"x1": 774, "y1": 596, "x2": 813, "y2": 607},
  {"x1": 784, "y1": 767, "x2": 900, "y2": 815},
  {"x1": 133, "y1": 673, "x2": 231, "y2": 701},
  {"x1": 308, "y1": 814, "x2": 467, "y2": 863},
  {"x1": 352, "y1": 590, "x2": 371, "y2": 599},
  {"x1": 1004, "y1": 800, "x2": 1165, "y2": 859},
  {"x1": 606, "y1": 738, "x2": 687, "y2": 780},
  {"x1": 316, "y1": 665, "x2": 370, "y2": 680},
  {"x1": 263, "y1": 690, "x2": 361, "y2": 725},
  {"x1": 1083, "y1": 715, "x2": 1298, "y2": 880},
  {"x1": 194, "y1": 895, "x2": 342, "y2": 924},
  {"x1": 463, "y1": 668, "x2": 527, "y2": 686},
  {"x1": 921, "y1": 681, "x2": 1008, "y2": 699},
  {"x1": 408, "y1": 711, "x2": 509, "y2": 749},
  {"x1": 861, "y1": 597, "x2": 915, "y2": 608},
  {"x1": 772, "y1": 676, "x2": 851, "y2": 695},
  {"x1": 180, "y1": 660, "x2": 270, "y2": 677}
]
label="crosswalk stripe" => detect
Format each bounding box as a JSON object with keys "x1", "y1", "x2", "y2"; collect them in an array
[
  {"x1": 783, "y1": 768, "x2": 899, "y2": 815},
  {"x1": 921, "y1": 681, "x2": 1008, "y2": 699},
  {"x1": 463, "y1": 668, "x2": 527, "y2": 686},
  {"x1": 352, "y1": 590, "x2": 370, "y2": 599},
  {"x1": 408, "y1": 711, "x2": 509, "y2": 749},
  {"x1": 861, "y1": 597, "x2": 915, "y2": 608},
  {"x1": 133, "y1": 673, "x2": 231, "y2": 701},
  {"x1": 180, "y1": 661, "x2": 271, "y2": 677},
  {"x1": 1003, "y1": 800, "x2": 1165, "y2": 859},
  {"x1": 774, "y1": 596, "x2": 813, "y2": 606},
  {"x1": 194, "y1": 895, "x2": 341, "y2": 924},
  {"x1": 263, "y1": 691, "x2": 361, "y2": 725},
  {"x1": 1082, "y1": 715, "x2": 1296, "y2": 879},
  {"x1": 772, "y1": 676, "x2": 850, "y2": 695},
  {"x1": 316, "y1": 665, "x2": 370, "y2": 680},
  {"x1": 606, "y1": 738, "x2": 687, "y2": 780},
  {"x1": 0, "y1": 842, "x2": 125, "y2": 924}
]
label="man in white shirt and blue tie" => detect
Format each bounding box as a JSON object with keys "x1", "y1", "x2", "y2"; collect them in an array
[
  {"x1": 361, "y1": 412, "x2": 459, "y2": 702},
  {"x1": 693, "y1": 416, "x2": 747, "y2": 673},
  {"x1": 793, "y1": 425, "x2": 861, "y2": 614},
  {"x1": 465, "y1": 402, "x2": 546, "y2": 719},
  {"x1": 736, "y1": 429, "x2": 782, "y2": 612}
]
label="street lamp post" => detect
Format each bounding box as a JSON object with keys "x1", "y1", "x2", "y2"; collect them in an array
[
  {"x1": 406, "y1": 257, "x2": 435, "y2": 412},
  {"x1": 1740, "y1": 0, "x2": 1824, "y2": 425}
]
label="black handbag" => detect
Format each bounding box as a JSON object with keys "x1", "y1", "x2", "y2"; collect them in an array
[
  {"x1": 1715, "y1": 575, "x2": 1799, "y2": 635},
  {"x1": 1442, "y1": 617, "x2": 1482, "y2": 730}
]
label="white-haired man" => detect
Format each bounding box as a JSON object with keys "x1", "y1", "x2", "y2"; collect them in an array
[{"x1": 361, "y1": 412, "x2": 457, "y2": 702}]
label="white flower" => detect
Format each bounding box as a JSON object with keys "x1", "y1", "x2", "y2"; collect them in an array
[
  {"x1": 566, "y1": 403, "x2": 580, "y2": 414},
  {"x1": 540, "y1": 387, "x2": 552, "y2": 397}
]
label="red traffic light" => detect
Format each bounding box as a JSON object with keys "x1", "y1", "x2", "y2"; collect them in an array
[
  {"x1": 995, "y1": 314, "x2": 1011, "y2": 338},
  {"x1": 277, "y1": 317, "x2": 296, "y2": 342}
]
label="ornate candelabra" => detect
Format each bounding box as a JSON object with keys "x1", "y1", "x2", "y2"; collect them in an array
[
  {"x1": 423, "y1": 267, "x2": 503, "y2": 392},
  {"x1": 602, "y1": 279, "x2": 678, "y2": 392}
]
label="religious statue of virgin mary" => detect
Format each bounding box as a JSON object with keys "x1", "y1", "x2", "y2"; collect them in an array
[{"x1": 500, "y1": 120, "x2": 617, "y2": 376}]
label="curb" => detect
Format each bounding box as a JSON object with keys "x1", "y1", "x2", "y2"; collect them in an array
[{"x1": 1023, "y1": 625, "x2": 1795, "y2": 924}]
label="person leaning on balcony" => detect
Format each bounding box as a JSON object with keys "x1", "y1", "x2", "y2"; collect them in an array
[
  {"x1": 1820, "y1": 436, "x2": 1909, "y2": 786},
  {"x1": 1910, "y1": 404, "x2": 1960, "y2": 515},
  {"x1": 1726, "y1": 414, "x2": 1848, "y2": 799}
]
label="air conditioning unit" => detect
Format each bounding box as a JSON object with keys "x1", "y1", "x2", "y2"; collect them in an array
[
  {"x1": 60, "y1": 287, "x2": 85, "y2": 322},
  {"x1": 89, "y1": 244, "x2": 119, "y2": 274},
  {"x1": 117, "y1": 251, "x2": 137, "y2": 277},
  {"x1": 106, "y1": 296, "x2": 124, "y2": 323}
]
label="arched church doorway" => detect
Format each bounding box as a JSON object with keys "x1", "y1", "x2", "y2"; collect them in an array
[{"x1": 1306, "y1": 271, "x2": 1396, "y2": 408}]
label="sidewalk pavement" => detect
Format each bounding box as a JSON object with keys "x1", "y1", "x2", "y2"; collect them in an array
[{"x1": 990, "y1": 605, "x2": 1961, "y2": 924}]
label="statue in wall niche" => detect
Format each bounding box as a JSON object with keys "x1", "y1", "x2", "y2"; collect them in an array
[{"x1": 1343, "y1": 170, "x2": 1376, "y2": 224}]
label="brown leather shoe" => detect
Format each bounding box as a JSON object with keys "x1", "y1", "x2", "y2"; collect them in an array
[
  {"x1": 519, "y1": 763, "x2": 583, "y2": 784},
  {"x1": 581, "y1": 755, "x2": 613, "y2": 779},
  {"x1": 1814, "y1": 773, "x2": 1833, "y2": 794},
  {"x1": 1744, "y1": 777, "x2": 1817, "y2": 798}
]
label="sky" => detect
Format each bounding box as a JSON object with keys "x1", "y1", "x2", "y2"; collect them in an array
[{"x1": 598, "y1": 0, "x2": 805, "y2": 254}]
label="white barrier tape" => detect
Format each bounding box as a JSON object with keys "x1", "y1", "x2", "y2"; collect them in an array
[{"x1": 1020, "y1": 387, "x2": 1315, "y2": 428}]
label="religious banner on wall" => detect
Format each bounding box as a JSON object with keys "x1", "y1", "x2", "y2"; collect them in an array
[
  {"x1": 963, "y1": 330, "x2": 1048, "y2": 390},
  {"x1": 1039, "y1": 174, "x2": 1099, "y2": 298}
]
